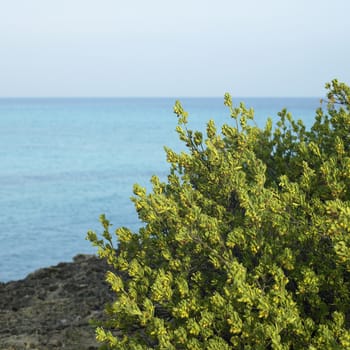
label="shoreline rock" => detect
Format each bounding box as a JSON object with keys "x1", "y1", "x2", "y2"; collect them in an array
[{"x1": 0, "y1": 254, "x2": 113, "y2": 350}]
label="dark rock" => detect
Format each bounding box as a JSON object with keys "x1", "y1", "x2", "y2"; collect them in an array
[{"x1": 0, "y1": 254, "x2": 114, "y2": 350}]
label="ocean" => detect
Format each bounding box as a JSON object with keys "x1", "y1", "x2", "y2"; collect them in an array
[{"x1": 0, "y1": 97, "x2": 320, "y2": 282}]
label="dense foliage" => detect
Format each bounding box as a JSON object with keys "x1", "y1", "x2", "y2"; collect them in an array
[{"x1": 88, "y1": 80, "x2": 350, "y2": 349}]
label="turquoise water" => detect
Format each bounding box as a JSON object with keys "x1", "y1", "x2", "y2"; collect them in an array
[{"x1": 0, "y1": 97, "x2": 320, "y2": 281}]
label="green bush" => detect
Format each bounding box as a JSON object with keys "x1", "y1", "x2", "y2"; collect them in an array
[{"x1": 88, "y1": 80, "x2": 350, "y2": 349}]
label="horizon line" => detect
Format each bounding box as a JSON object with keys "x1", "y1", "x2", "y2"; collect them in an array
[{"x1": 0, "y1": 95, "x2": 322, "y2": 99}]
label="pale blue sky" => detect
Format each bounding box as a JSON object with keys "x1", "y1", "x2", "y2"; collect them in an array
[{"x1": 0, "y1": 0, "x2": 349, "y2": 97}]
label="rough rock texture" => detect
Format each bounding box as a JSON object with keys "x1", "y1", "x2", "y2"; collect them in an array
[{"x1": 0, "y1": 254, "x2": 114, "y2": 350}]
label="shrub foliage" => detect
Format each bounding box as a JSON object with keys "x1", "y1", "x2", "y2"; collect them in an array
[{"x1": 88, "y1": 80, "x2": 350, "y2": 349}]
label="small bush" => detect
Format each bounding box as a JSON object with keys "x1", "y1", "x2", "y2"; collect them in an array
[{"x1": 88, "y1": 80, "x2": 350, "y2": 349}]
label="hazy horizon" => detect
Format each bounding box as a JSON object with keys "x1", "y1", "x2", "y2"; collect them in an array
[
  {"x1": 0, "y1": 96, "x2": 323, "y2": 99},
  {"x1": 1, "y1": 0, "x2": 349, "y2": 98}
]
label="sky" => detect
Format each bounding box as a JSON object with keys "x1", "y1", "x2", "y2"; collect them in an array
[{"x1": 0, "y1": 0, "x2": 349, "y2": 97}]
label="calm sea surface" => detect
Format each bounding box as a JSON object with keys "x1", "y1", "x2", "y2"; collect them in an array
[{"x1": 0, "y1": 97, "x2": 320, "y2": 281}]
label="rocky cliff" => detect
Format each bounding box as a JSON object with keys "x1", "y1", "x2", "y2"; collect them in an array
[{"x1": 0, "y1": 254, "x2": 114, "y2": 350}]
